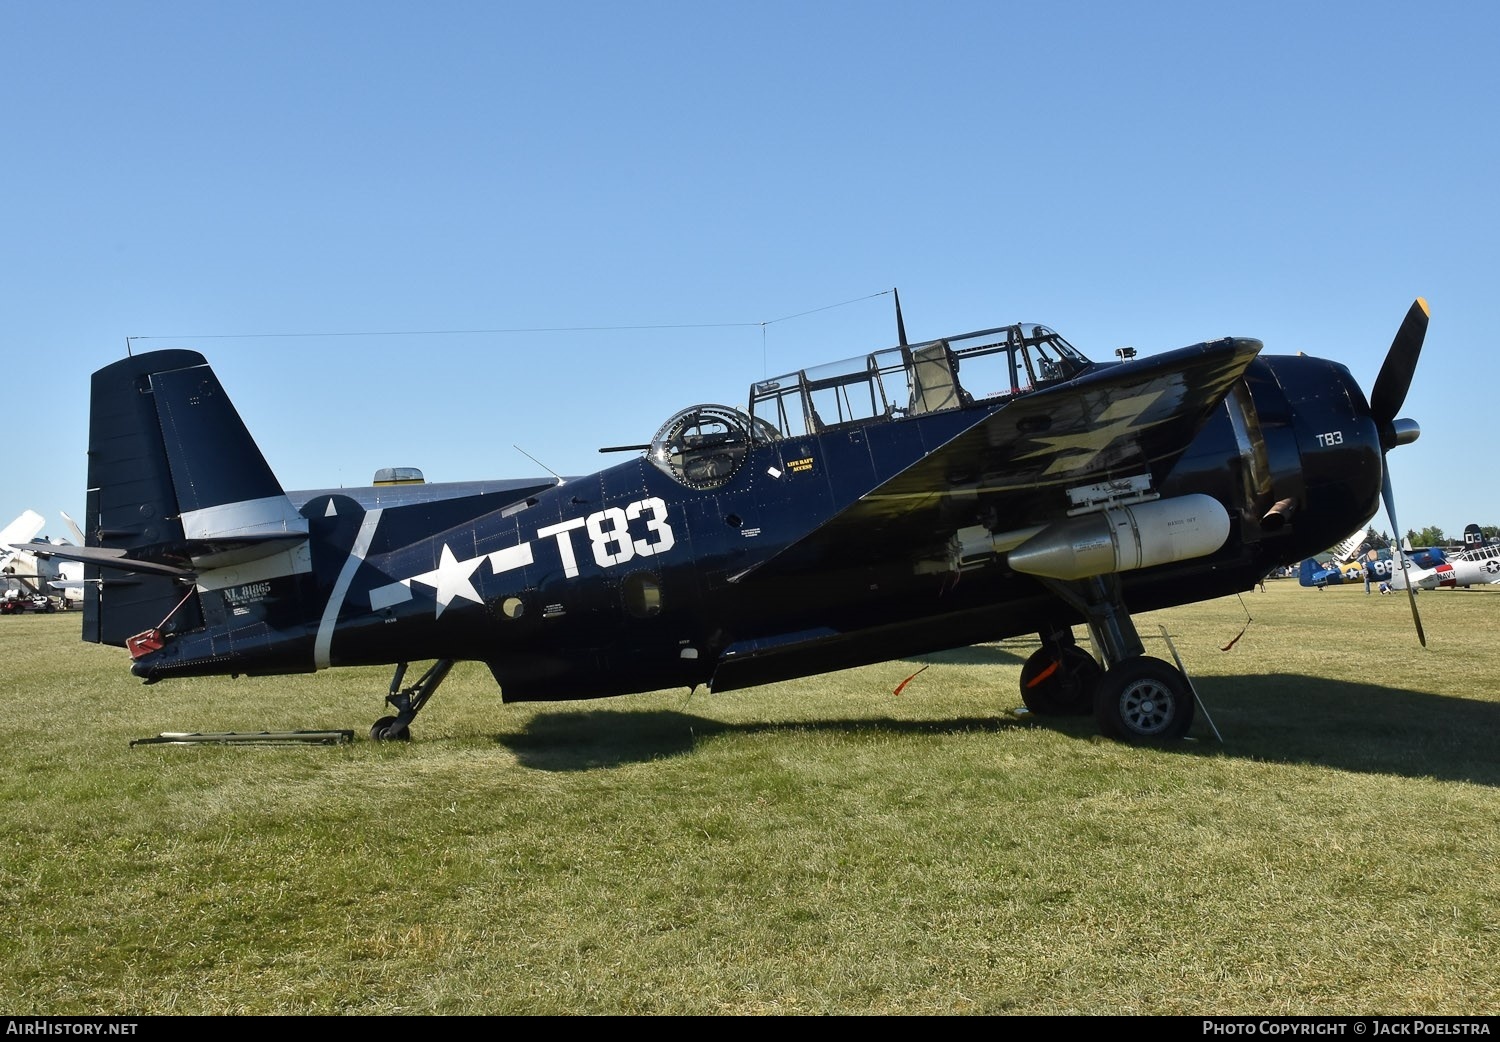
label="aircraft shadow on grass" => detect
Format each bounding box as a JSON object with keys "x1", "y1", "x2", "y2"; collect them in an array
[
  {"x1": 494, "y1": 676, "x2": 1500, "y2": 788},
  {"x1": 494, "y1": 709, "x2": 1018, "y2": 772},
  {"x1": 1181, "y1": 675, "x2": 1500, "y2": 787},
  {"x1": 902, "y1": 645, "x2": 1032, "y2": 667}
]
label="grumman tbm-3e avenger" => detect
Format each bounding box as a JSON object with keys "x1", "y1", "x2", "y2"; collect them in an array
[{"x1": 23, "y1": 296, "x2": 1431, "y2": 744}]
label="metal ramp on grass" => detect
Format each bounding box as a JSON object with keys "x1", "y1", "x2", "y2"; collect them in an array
[{"x1": 130, "y1": 730, "x2": 354, "y2": 747}]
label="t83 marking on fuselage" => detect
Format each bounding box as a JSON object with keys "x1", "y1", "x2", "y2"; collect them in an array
[{"x1": 367, "y1": 496, "x2": 677, "y2": 617}]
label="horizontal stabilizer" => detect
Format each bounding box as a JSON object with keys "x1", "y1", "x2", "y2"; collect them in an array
[{"x1": 18, "y1": 542, "x2": 197, "y2": 579}]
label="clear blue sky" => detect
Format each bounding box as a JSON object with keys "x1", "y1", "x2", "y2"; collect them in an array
[{"x1": 4, "y1": 1, "x2": 1496, "y2": 545}]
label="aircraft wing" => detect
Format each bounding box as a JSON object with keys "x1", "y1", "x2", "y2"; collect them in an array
[{"x1": 735, "y1": 337, "x2": 1262, "y2": 581}]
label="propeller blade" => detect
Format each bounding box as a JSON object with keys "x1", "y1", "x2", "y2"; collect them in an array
[
  {"x1": 1382, "y1": 470, "x2": 1426, "y2": 648},
  {"x1": 1369, "y1": 298, "x2": 1429, "y2": 432}
]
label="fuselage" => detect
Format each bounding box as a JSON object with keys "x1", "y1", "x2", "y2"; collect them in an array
[
  {"x1": 1391, "y1": 542, "x2": 1500, "y2": 590},
  {"x1": 128, "y1": 345, "x2": 1389, "y2": 701}
]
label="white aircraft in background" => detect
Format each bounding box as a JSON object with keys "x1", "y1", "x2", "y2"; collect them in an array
[
  {"x1": 1389, "y1": 524, "x2": 1500, "y2": 591},
  {"x1": 47, "y1": 513, "x2": 87, "y2": 606},
  {"x1": 1, "y1": 510, "x2": 46, "y2": 587},
  {"x1": 2, "y1": 510, "x2": 87, "y2": 608}
]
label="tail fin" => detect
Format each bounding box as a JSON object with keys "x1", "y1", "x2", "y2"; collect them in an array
[
  {"x1": 83, "y1": 350, "x2": 306, "y2": 646},
  {"x1": 1298, "y1": 558, "x2": 1320, "y2": 587},
  {"x1": 1, "y1": 510, "x2": 46, "y2": 548}
]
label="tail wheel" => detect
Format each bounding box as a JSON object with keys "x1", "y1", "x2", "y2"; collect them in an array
[
  {"x1": 1095, "y1": 656, "x2": 1196, "y2": 742},
  {"x1": 369, "y1": 715, "x2": 411, "y2": 742},
  {"x1": 1019, "y1": 645, "x2": 1102, "y2": 716}
]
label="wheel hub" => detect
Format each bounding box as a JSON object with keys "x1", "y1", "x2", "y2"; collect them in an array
[{"x1": 1122, "y1": 681, "x2": 1172, "y2": 734}]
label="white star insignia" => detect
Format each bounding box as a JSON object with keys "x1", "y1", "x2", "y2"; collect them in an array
[{"x1": 409, "y1": 544, "x2": 484, "y2": 617}]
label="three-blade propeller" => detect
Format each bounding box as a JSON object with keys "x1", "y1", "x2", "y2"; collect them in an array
[{"x1": 1370, "y1": 298, "x2": 1429, "y2": 646}]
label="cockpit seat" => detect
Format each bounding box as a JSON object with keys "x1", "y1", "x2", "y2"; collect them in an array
[
  {"x1": 684, "y1": 454, "x2": 736, "y2": 484},
  {"x1": 908, "y1": 341, "x2": 972, "y2": 415}
]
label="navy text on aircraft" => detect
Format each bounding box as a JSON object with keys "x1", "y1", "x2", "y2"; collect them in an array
[{"x1": 1391, "y1": 524, "x2": 1500, "y2": 590}]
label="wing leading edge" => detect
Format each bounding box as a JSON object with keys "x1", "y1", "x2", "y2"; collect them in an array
[{"x1": 734, "y1": 336, "x2": 1263, "y2": 581}]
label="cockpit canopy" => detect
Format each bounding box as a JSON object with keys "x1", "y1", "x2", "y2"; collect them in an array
[
  {"x1": 648, "y1": 404, "x2": 780, "y2": 490},
  {"x1": 750, "y1": 323, "x2": 1090, "y2": 439},
  {"x1": 646, "y1": 323, "x2": 1092, "y2": 488}
]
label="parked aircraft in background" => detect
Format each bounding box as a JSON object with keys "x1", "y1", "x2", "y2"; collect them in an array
[
  {"x1": 2, "y1": 510, "x2": 51, "y2": 600},
  {"x1": 1299, "y1": 528, "x2": 1393, "y2": 588},
  {"x1": 1459, "y1": 523, "x2": 1493, "y2": 552},
  {"x1": 1298, "y1": 541, "x2": 1443, "y2": 589},
  {"x1": 23, "y1": 297, "x2": 1433, "y2": 744},
  {"x1": 1299, "y1": 551, "x2": 1389, "y2": 588},
  {"x1": 1, "y1": 511, "x2": 46, "y2": 576},
  {"x1": 1390, "y1": 523, "x2": 1500, "y2": 591},
  {"x1": 49, "y1": 570, "x2": 86, "y2": 610},
  {"x1": 5, "y1": 512, "x2": 91, "y2": 609}
]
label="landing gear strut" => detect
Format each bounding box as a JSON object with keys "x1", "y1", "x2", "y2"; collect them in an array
[
  {"x1": 1030, "y1": 575, "x2": 1198, "y2": 744},
  {"x1": 370, "y1": 659, "x2": 455, "y2": 741}
]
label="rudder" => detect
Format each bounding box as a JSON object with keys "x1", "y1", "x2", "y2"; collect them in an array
[{"x1": 84, "y1": 350, "x2": 304, "y2": 646}]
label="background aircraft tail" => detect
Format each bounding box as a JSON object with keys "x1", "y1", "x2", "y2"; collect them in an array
[
  {"x1": 84, "y1": 350, "x2": 305, "y2": 646},
  {"x1": 1, "y1": 510, "x2": 46, "y2": 550},
  {"x1": 1329, "y1": 529, "x2": 1364, "y2": 563},
  {"x1": 1298, "y1": 558, "x2": 1321, "y2": 587}
]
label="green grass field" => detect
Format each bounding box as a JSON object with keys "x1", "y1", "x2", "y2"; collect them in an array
[{"x1": 2, "y1": 579, "x2": 1496, "y2": 1014}]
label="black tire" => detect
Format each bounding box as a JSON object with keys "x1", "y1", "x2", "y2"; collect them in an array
[
  {"x1": 369, "y1": 715, "x2": 410, "y2": 742},
  {"x1": 1019, "y1": 645, "x2": 1102, "y2": 716},
  {"x1": 1094, "y1": 656, "x2": 1196, "y2": 742}
]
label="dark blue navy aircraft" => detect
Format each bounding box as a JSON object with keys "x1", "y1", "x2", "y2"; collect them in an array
[
  {"x1": 1298, "y1": 543, "x2": 1444, "y2": 589},
  {"x1": 31, "y1": 297, "x2": 1430, "y2": 744}
]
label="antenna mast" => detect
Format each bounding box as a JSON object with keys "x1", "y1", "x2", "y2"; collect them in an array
[{"x1": 513, "y1": 445, "x2": 566, "y2": 485}]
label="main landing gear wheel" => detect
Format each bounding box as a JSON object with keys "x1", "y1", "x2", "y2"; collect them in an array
[
  {"x1": 1094, "y1": 656, "x2": 1196, "y2": 743},
  {"x1": 369, "y1": 715, "x2": 411, "y2": 742},
  {"x1": 1019, "y1": 645, "x2": 1102, "y2": 716}
]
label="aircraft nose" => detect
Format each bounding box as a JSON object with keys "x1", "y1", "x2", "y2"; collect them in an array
[{"x1": 1259, "y1": 354, "x2": 1385, "y2": 555}]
